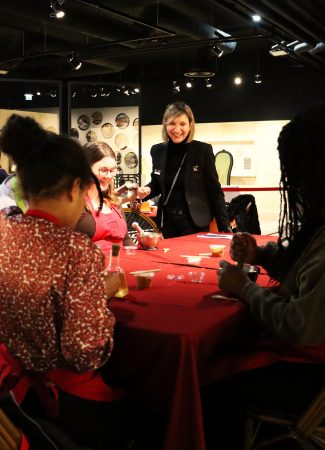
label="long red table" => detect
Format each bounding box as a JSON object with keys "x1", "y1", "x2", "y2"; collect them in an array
[{"x1": 101, "y1": 233, "x2": 278, "y2": 450}]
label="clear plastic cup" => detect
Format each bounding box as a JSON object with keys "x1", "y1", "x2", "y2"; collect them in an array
[
  {"x1": 135, "y1": 272, "x2": 155, "y2": 289},
  {"x1": 124, "y1": 245, "x2": 138, "y2": 255},
  {"x1": 188, "y1": 271, "x2": 205, "y2": 283}
]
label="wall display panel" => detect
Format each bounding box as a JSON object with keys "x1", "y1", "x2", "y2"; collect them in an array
[{"x1": 71, "y1": 106, "x2": 139, "y2": 185}]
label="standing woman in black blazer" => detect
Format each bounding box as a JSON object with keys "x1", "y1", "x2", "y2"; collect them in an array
[{"x1": 138, "y1": 102, "x2": 231, "y2": 238}]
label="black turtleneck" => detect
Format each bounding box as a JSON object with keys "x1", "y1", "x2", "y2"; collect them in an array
[{"x1": 164, "y1": 139, "x2": 188, "y2": 208}]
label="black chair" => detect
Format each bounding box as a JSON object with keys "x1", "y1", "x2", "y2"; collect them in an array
[
  {"x1": 123, "y1": 208, "x2": 160, "y2": 244},
  {"x1": 215, "y1": 149, "x2": 234, "y2": 185},
  {"x1": 244, "y1": 385, "x2": 325, "y2": 449},
  {"x1": 0, "y1": 392, "x2": 92, "y2": 450},
  {"x1": 227, "y1": 194, "x2": 261, "y2": 235}
]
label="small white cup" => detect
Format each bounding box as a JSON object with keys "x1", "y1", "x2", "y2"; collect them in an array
[{"x1": 186, "y1": 256, "x2": 202, "y2": 265}]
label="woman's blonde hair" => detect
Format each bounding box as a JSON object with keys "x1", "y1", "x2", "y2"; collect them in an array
[
  {"x1": 161, "y1": 102, "x2": 195, "y2": 143},
  {"x1": 83, "y1": 141, "x2": 120, "y2": 207}
]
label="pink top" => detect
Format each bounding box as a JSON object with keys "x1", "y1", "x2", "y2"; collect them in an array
[{"x1": 86, "y1": 197, "x2": 128, "y2": 252}]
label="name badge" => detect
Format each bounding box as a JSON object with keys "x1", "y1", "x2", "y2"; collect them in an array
[{"x1": 154, "y1": 169, "x2": 161, "y2": 175}]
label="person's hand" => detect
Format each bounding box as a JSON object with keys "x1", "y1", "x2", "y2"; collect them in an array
[
  {"x1": 137, "y1": 186, "x2": 151, "y2": 199},
  {"x1": 103, "y1": 271, "x2": 121, "y2": 298},
  {"x1": 230, "y1": 232, "x2": 258, "y2": 264},
  {"x1": 217, "y1": 260, "x2": 250, "y2": 297}
]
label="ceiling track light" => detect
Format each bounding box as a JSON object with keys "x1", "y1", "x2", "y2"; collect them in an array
[
  {"x1": 205, "y1": 78, "x2": 213, "y2": 88},
  {"x1": 172, "y1": 80, "x2": 181, "y2": 94},
  {"x1": 234, "y1": 74, "x2": 243, "y2": 85},
  {"x1": 68, "y1": 53, "x2": 82, "y2": 70},
  {"x1": 50, "y1": 0, "x2": 65, "y2": 18},
  {"x1": 252, "y1": 14, "x2": 261, "y2": 23},
  {"x1": 254, "y1": 73, "x2": 262, "y2": 84}
]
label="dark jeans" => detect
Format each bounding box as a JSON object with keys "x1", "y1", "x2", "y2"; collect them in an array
[
  {"x1": 162, "y1": 208, "x2": 209, "y2": 238},
  {"x1": 201, "y1": 361, "x2": 325, "y2": 450}
]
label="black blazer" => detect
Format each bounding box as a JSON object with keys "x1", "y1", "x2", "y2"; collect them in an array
[{"x1": 146, "y1": 140, "x2": 230, "y2": 231}]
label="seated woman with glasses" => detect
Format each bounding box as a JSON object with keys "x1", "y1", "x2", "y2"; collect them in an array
[{"x1": 76, "y1": 141, "x2": 133, "y2": 252}]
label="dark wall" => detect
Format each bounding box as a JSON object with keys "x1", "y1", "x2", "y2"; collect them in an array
[{"x1": 140, "y1": 67, "x2": 325, "y2": 125}]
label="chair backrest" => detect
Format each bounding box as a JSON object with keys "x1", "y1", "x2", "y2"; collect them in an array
[
  {"x1": 215, "y1": 149, "x2": 233, "y2": 185},
  {"x1": 123, "y1": 209, "x2": 160, "y2": 243},
  {"x1": 244, "y1": 384, "x2": 325, "y2": 450},
  {"x1": 228, "y1": 194, "x2": 261, "y2": 235},
  {"x1": 0, "y1": 407, "x2": 21, "y2": 450}
]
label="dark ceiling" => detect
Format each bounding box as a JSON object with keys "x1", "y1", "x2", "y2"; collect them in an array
[{"x1": 0, "y1": 0, "x2": 325, "y2": 83}]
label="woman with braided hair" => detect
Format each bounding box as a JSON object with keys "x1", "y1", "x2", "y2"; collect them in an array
[
  {"x1": 219, "y1": 102, "x2": 325, "y2": 343},
  {"x1": 203, "y1": 103, "x2": 325, "y2": 449}
]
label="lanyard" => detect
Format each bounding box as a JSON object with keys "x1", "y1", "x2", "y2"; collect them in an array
[
  {"x1": 163, "y1": 152, "x2": 187, "y2": 206},
  {"x1": 161, "y1": 152, "x2": 187, "y2": 228}
]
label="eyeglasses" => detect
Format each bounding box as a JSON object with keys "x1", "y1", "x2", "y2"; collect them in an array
[{"x1": 98, "y1": 167, "x2": 117, "y2": 176}]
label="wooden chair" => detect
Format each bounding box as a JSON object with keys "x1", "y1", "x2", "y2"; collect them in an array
[
  {"x1": 123, "y1": 208, "x2": 160, "y2": 243},
  {"x1": 215, "y1": 149, "x2": 233, "y2": 186},
  {"x1": 0, "y1": 407, "x2": 22, "y2": 450},
  {"x1": 244, "y1": 385, "x2": 325, "y2": 449}
]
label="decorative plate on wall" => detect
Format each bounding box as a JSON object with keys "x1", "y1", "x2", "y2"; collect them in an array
[
  {"x1": 124, "y1": 151, "x2": 138, "y2": 169},
  {"x1": 86, "y1": 130, "x2": 97, "y2": 142},
  {"x1": 91, "y1": 111, "x2": 103, "y2": 125},
  {"x1": 101, "y1": 122, "x2": 114, "y2": 139},
  {"x1": 115, "y1": 151, "x2": 122, "y2": 165},
  {"x1": 70, "y1": 128, "x2": 79, "y2": 139},
  {"x1": 115, "y1": 133, "x2": 129, "y2": 150},
  {"x1": 77, "y1": 115, "x2": 90, "y2": 130},
  {"x1": 115, "y1": 113, "x2": 130, "y2": 129}
]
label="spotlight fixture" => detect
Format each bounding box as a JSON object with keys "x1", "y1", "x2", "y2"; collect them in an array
[
  {"x1": 254, "y1": 73, "x2": 262, "y2": 84},
  {"x1": 134, "y1": 87, "x2": 140, "y2": 93},
  {"x1": 122, "y1": 85, "x2": 130, "y2": 96},
  {"x1": 186, "y1": 81, "x2": 193, "y2": 88},
  {"x1": 50, "y1": 0, "x2": 65, "y2": 18},
  {"x1": 172, "y1": 80, "x2": 181, "y2": 94},
  {"x1": 24, "y1": 93, "x2": 33, "y2": 101},
  {"x1": 252, "y1": 14, "x2": 261, "y2": 22},
  {"x1": 234, "y1": 75, "x2": 242, "y2": 85},
  {"x1": 99, "y1": 88, "x2": 110, "y2": 97},
  {"x1": 211, "y1": 46, "x2": 224, "y2": 59},
  {"x1": 68, "y1": 53, "x2": 82, "y2": 70},
  {"x1": 205, "y1": 79, "x2": 213, "y2": 88}
]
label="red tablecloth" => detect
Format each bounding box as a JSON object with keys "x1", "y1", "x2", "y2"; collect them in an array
[{"x1": 101, "y1": 233, "x2": 325, "y2": 450}]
